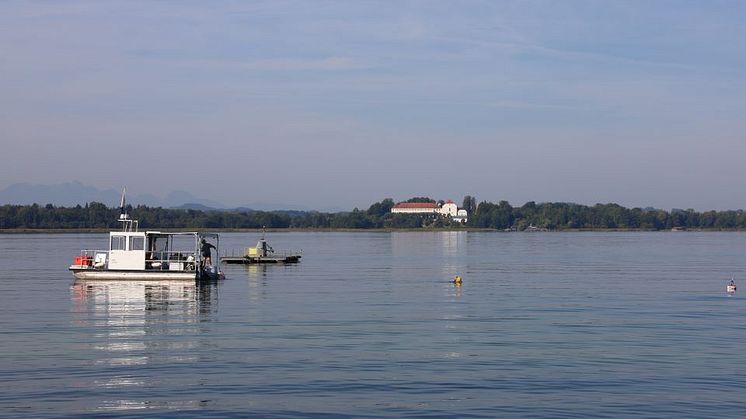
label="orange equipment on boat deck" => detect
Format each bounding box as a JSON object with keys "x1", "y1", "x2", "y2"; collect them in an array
[{"x1": 74, "y1": 256, "x2": 92, "y2": 266}]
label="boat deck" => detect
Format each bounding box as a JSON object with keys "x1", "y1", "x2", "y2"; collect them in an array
[{"x1": 221, "y1": 255, "x2": 301, "y2": 264}]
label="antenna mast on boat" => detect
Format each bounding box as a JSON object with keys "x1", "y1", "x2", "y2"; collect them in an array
[{"x1": 118, "y1": 187, "x2": 136, "y2": 232}]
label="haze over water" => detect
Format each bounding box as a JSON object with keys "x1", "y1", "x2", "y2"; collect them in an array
[{"x1": 2, "y1": 231, "x2": 746, "y2": 417}]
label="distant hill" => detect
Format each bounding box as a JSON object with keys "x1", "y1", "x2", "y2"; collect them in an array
[
  {"x1": 170, "y1": 203, "x2": 227, "y2": 211},
  {"x1": 170, "y1": 204, "x2": 312, "y2": 216},
  {"x1": 0, "y1": 181, "x2": 347, "y2": 212},
  {"x1": 170, "y1": 203, "x2": 260, "y2": 212},
  {"x1": 158, "y1": 201, "x2": 337, "y2": 213},
  {"x1": 0, "y1": 181, "x2": 226, "y2": 208}
]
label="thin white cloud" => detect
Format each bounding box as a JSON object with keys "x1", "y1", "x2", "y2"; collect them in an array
[{"x1": 233, "y1": 56, "x2": 368, "y2": 71}]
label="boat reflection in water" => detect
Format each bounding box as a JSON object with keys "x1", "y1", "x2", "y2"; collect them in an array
[
  {"x1": 244, "y1": 263, "x2": 268, "y2": 280},
  {"x1": 72, "y1": 279, "x2": 218, "y2": 316},
  {"x1": 70, "y1": 279, "x2": 219, "y2": 413}
]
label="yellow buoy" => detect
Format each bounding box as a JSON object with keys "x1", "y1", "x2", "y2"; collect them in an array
[{"x1": 453, "y1": 275, "x2": 462, "y2": 285}]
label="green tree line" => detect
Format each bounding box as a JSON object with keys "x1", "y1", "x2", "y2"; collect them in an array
[
  {"x1": 469, "y1": 201, "x2": 746, "y2": 230},
  {"x1": 1, "y1": 199, "x2": 745, "y2": 230}
]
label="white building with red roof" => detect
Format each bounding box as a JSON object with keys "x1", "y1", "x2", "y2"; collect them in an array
[
  {"x1": 390, "y1": 202, "x2": 440, "y2": 214},
  {"x1": 390, "y1": 200, "x2": 468, "y2": 222}
]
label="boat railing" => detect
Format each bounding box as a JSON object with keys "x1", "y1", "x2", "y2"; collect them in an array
[
  {"x1": 221, "y1": 248, "x2": 302, "y2": 258},
  {"x1": 73, "y1": 249, "x2": 201, "y2": 271},
  {"x1": 278, "y1": 249, "x2": 302, "y2": 258},
  {"x1": 146, "y1": 250, "x2": 199, "y2": 271},
  {"x1": 73, "y1": 249, "x2": 109, "y2": 269},
  {"x1": 77, "y1": 249, "x2": 108, "y2": 257}
]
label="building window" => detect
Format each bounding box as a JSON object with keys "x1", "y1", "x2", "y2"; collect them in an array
[
  {"x1": 110, "y1": 236, "x2": 126, "y2": 251},
  {"x1": 129, "y1": 236, "x2": 144, "y2": 251}
]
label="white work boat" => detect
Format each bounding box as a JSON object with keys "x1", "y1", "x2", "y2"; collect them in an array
[
  {"x1": 69, "y1": 190, "x2": 224, "y2": 281},
  {"x1": 727, "y1": 280, "x2": 737, "y2": 294}
]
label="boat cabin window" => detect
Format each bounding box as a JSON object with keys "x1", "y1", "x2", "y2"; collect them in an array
[
  {"x1": 111, "y1": 236, "x2": 126, "y2": 251},
  {"x1": 129, "y1": 236, "x2": 144, "y2": 251}
]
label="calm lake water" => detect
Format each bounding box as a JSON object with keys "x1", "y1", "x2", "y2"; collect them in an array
[{"x1": 1, "y1": 231, "x2": 746, "y2": 417}]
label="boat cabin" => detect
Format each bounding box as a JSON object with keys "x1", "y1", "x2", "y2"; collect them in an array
[
  {"x1": 108, "y1": 231, "x2": 146, "y2": 270},
  {"x1": 105, "y1": 231, "x2": 216, "y2": 272}
]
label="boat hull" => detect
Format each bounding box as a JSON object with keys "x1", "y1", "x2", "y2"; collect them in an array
[{"x1": 69, "y1": 267, "x2": 220, "y2": 281}]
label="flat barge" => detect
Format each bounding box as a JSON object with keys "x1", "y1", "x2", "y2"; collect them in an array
[{"x1": 221, "y1": 237, "x2": 302, "y2": 264}]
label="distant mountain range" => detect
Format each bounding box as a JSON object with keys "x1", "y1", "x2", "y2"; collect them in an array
[
  {"x1": 0, "y1": 181, "x2": 226, "y2": 208},
  {"x1": 0, "y1": 181, "x2": 343, "y2": 212}
]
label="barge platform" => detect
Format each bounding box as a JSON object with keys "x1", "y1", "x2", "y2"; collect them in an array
[
  {"x1": 221, "y1": 235, "x2": 302, "y2": 265},
  {"x1": 222, "y1": 254, "x2": 301, "y2": 264}
]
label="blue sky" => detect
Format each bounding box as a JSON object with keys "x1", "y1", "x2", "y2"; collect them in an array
[{"x1": 1, "y1": 1, "x2": 745, "y2": 210}]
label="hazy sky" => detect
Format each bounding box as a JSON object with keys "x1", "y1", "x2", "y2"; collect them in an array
[{"x1": 2, "y1": 1, "x2": 745, "y2": 210}]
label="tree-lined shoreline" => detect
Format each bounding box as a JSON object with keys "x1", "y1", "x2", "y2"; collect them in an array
[{"x1": 1, "y1": 198, "x2": 746, "y2": 231}]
